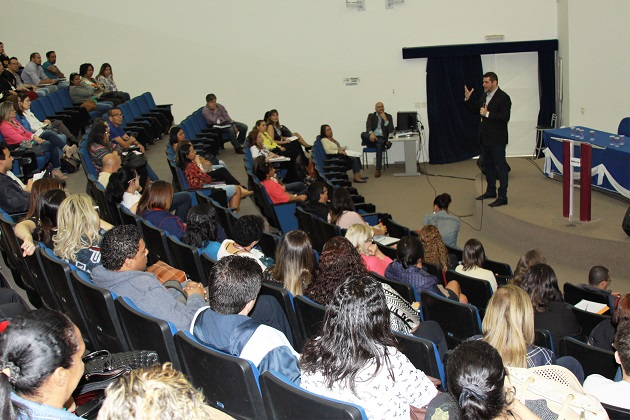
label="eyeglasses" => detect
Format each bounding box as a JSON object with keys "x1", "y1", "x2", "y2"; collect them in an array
[{"x1": 364, "y1": 238, "x2": 374, "y2": 244}]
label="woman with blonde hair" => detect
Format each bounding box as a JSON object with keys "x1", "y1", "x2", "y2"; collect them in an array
[
  {"x1": 482, "y1": 284, "x2": 554, "y2": 368},
  {"x1": 267, "y1": 230, "x2": 314, "y2": 296},
  {"x1": 54, "y1": 193, "x2": 113, "y2": 274},
  {"x1": 418, "y1": 224, "x2": 455, "y2": 270},
  {"x1": 97, "y1": 362, "x2": 231, "y2": 420},
  {"x1": 345, "y1": 223, "x2": 392, "y2": 276}
]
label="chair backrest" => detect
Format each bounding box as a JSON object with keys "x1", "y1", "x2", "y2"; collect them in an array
[
  {"x1": 421, "y1": 290, "x2": 482, "y2": 349},
  {"x1": 483, "y1": 258, "x2": 514, "y2": 285},
  {"x1": 140, "y1": 219, "x2": 175, "y2": 266},
  {"x1": 260, "y1": 371, "x2": 367, "y2": 420},
  {"x1": 259, "y1": 281, "x2": 302, "y2": 352},
  {"x1": 293, "y1": 295, "x2": 327, "y2": 342},
  {"x1": 174, "y1": 331, "x2": 267, "y2": 420},
  {"x1": 24, "y1": 246, "x2": 62, "y2": 311},
  {"x1": 534, "y1": 329, "x2": 554, "y2": 354},
  {"x1": 316, "y1": 217, "x2": 341, "y2": 246},
  {"x1": 558, "y1": 337, "x2": 618, "y2": 380},
  {"x1": 295, "y1": 207, "x2": 323, "y2": 252},
  {"x1": 39, "y1": 247, "x2": 97, "y2": 349},
  {"x1": 370, "y1": 271, "x2": 417, "y2": 304},
  {"x1": 0, "y1": 213, "x2": 32, "y2": 294},
  {"x1": 115, "y1": 296, "x2": 181, "y2": 370},
  {"x1": 572, "y1": 307, "x2": 611, "y2": 340},
  {"x1": 207, "y1": 198, "x2": 234, "y2": 238},
  {"x1": 166, "y1": 235, "x2": 207, "y2": 285},
  {"x1": 79, "y1": 144, "x2": 98, "y2": 178},
  {"x1": 376, "y1": 242, "x2": 398, "y2": 261},
  {"x1": 445, "y1": 269, "x2": 493, "y2": 314},
  {"x1": 382, "y1": 218, "x2": 410, "y2": 238},
  {"x1": 445, "y1": 244, "x2": 462, "y2": 263},
  {"x1": 393, "y1": 332, "x2": 446, "y2": 389},
  {"x1": 423, "y1": 261, "x2": 446, "y2": 285},
  {"x1": 200, "y1": 253, "x2": 217, "y2": 279},
  {"x1": 90, "y1": 178, "x2": 121, "y2": 225},
  {"x1": 602, "y1": 402, "x2": 630, "y2": 418},
  {"x1": 563, "y1": 283, "x2": 609, "y2": 306},
  {"x1": 71, "y1": 271, "x2": 129, "y2": 352},
  {"x1": 118, "y1": 204, "x2": 142, "y2": 230},
  {"x1": 258, "y1": 231, "x2": 279, "y2": 260}
]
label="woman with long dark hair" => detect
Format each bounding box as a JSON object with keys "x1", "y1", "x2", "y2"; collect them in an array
[
  {"x1": 15, "y1": 188, "x2": 67, "y2": 252},
  {"x1": 300, "y1": 275, "x2": 438, "y2": 419},
  {"x1": 520, "y1": 263, "x2": 581, "y2": 353},
  {"x1": 182, "y1": 204, "x2": 225, "y2": 261},
  {"x1": 455, "y1": 238, "x2": 498, "y2": 292},
  {"x1": 0, "y1": 309, "x2": 85, "y2": 420},
  {"x1": 105, "y1": 166, "x2": 142, "y2": 213}
]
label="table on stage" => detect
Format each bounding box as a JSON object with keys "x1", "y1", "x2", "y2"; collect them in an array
[
  {"x1": 543, "y1": 126, "x2": 630, "y2": 198},
  {"x1": 390, "y1": 133, "x2": 421, "y2": 177}
]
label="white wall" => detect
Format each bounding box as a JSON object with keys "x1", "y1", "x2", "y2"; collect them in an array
[
  {"x1": 558, "y1": 0, "x2": 630, "y2": 133},
  {"x1": 5, "y1": 0, "x2": 557, "y2": 159}
]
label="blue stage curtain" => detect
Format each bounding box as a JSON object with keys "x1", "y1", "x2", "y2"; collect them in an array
[{"x1": 426, "y1": 55, "x2": 483, "y2": 164}]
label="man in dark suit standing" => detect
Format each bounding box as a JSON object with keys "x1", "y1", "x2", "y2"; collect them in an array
[
  {"x1": 464, "y1": 72, "x2": 512, "y2": 207},
  {"x1": 361, "y1": 102, "x2": 393, "y2": 178}
]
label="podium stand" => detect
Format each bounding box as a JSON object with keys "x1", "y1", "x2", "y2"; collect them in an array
[
  {"x1": 390, "y1": 134, "x2": 421, "y2": 177},
  {"x1": 551, "y1": 137, "x2": 603, "y2": 223}
]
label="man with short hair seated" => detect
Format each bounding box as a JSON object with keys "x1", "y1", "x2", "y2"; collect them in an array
[
  {"x1": 191, "y1": 255, "x2": 300, "y2": 384},
  {"x1": 91, "y1": 225, "x2": 206, "y2": 331},
  {"x1": 0, "y1": 142, "x2": 30, "y2": 214},
  {"x1": 580, "y1": 265, "x2": 622, "y2": 312},
  {"x1": 98, "y1": 152, "x2": 122, "y2": 187},
  {"x1": 584, "y1": 319, "x2": 630, "y2": 409},
  {"x1": 303, "y1": 181, "x2": 329, "y2": 221}
]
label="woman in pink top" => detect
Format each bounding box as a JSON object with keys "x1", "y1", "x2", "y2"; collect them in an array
[
  {"x1": 345, "y1": 223, "x2": 392, "y2": 276},
  {"x1": 0, "y1": 102, "x2": 66, "y2": 179}
]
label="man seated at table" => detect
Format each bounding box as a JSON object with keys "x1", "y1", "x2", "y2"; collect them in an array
[{"x1": 360, "y1": 101, "x2": 393, "y2": 178}]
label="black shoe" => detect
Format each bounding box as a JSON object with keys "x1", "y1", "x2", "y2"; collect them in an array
[
  {"x1": 385, "y1": 141, "x2": 393, "y2": 150},
  {"x1": 305, "y1": 146, "x2": 313, "y2": 152},
  {"x1": 476, "y1": 192, "x2": 497, "y2": 200},
  {"x1": 488, "y1": 198, "x2": 508, "y2": 207},
  {"x1": 235, "y1": 147, "x2": 245, "y2": 154}
]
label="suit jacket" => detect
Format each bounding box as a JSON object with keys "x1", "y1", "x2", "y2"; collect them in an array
[
  {"x1": 465, "y1": 87, "x2": 511, "y2": 146},
  {"x1": 365, "y1": 112, "x2": 394, "y2": 139}
]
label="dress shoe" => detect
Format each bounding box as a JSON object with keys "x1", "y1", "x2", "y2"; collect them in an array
[
  {"x1": 353, "y1": 179, "x2": 366, "y2": 184},
  {"x1": 361, "y1": 176, "x2": 369, "y2": 180},
  {"x1": 375, "y1": 170, "x2": 382, "y2": 178},
  {"x1": 476, "y1": 192, "x2": 497, "y2": 200},
  {"x1": 51, "y1": 169, "x2": 68, "y2": 180},
  {"x1": 235, "y1": 147, "x2": 245, "y2": 154},
  {"x1": 385, "y1": 141, "x2": 392, "y2": 150},
  {"x1": 305, "y1": 146, "x2": 313, "y2": 152},
  {"x1": 488, "y1": 198, "x2": 508, "y2": 207}
]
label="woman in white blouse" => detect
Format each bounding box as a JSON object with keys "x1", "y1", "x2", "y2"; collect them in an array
[
  {"x1": 320, "y1": 124, "x2": 367, "y2": 183},
  {"x1": 455, "y1": 238, "x2": 498, "y2": 292},
  {"x1": 300, "y1": 275, "x2": 438, "y2": 419}
]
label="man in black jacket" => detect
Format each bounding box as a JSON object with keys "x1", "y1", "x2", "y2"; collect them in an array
[
  {"x1": 465, "y1": 72, "x2": 512, "y2": 207},
  {"x1": 361, "y1": 102, "x2": 393, "y2": 178}
]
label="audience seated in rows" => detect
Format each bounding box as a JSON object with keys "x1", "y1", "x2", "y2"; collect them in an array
[
  {"x1": 455, "y1": 238, "x2": 498, "y2": 292},
  {"x1": 589, "y1": 293, "x2": 630, "y2": 352},
  {"x1": 254, "y1": 119, "x2": 305, "y2": 165},
  {"x1": 520, "y1": 263, "x2": 581, "y2": 354},
  {"x1": 95, "y1": 63, "x2": 130, "y2": 103},
  {"x1": 68, "y1": 73, "x2": 113, "y2": 115},
  {"x1": 583, "y1": 319, "x2": 630, "y2": 410},
  {"x1": 264, "y1": 230, "x2": 314, "y2": 296},
  {"x1": 192, "y1": 255, "x2": 300, "y2": 383},
  {"x1": 0, "y1": 102, "x2": 67, "y2": 179},
  {"x1": 3, "y1": 57, "x2": 47, "y2": 98},
  {"x1": 580, "y1": 265, "x2": 621, "y2": 312},
  {"x1": 137, "y1": 181, "x2": 186, "y2": 239},
  {"x1": 249, "y1": 128, "x2": 304, "y2": 184},
  {"x1": 385, "y1": 236, "x2": 467, "y2": 303},
  {"x1": 79, "y1": 63, "x2": 123, "y2": 107},
  {"x1": 423, "y1": 193, "x2": 461, "y2": 249},
  {"x1": 41, "y1": 51, "x2": 65, "y2": 82},
  {"x1": 328, "y1": 187, "x2": 386, "y2": 234},
  {"x1": 97, "y1": 362, "x2": 230, "y2": 420},
  {"x1": 91, "y1": 225, "x2": 206, "y2": 331},
  {"x1": 0, "y1": 309, "x2": 86, "y2": 420},
  {"x1": 13, "y1": 93, "x2": 78, "y2": 146},
  {"x1": 265, "y1": 109, "x2": 311, "y2": 150},
  {"x1": 300, "y1": 275, "x2": 438, "y2": 419}
]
